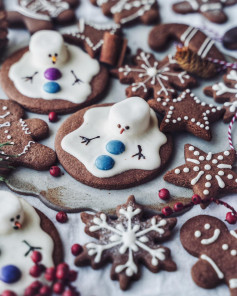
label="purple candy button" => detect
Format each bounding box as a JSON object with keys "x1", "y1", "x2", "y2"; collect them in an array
[{"x1": 44, "y1": 68, "x2": 62, "y2": 81}]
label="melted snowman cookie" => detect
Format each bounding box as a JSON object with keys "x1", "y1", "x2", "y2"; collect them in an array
[
  {"x1": 55, "y1": 97, "x2": 173, "y2": 189},
  {"x1": 0, "y1": 191, "x2": 63, "y2": 294},
  {"x1": 180, "y1": 215, "x2": 237, "y2": 296},
  {"x1": 0, "y1": 30, "x2": 109, "y2": 114}
]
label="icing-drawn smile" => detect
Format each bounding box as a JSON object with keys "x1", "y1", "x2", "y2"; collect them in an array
[{"x1": 201, "y1": 229, "x2": 220, "y2": 245}]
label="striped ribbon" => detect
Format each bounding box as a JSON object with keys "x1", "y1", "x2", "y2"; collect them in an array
[{"x1": 228, "y1": 111, "x2": 237, "y2": 152}]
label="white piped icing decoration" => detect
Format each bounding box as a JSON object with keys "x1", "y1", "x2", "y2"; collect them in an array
[
  {"x1": 222, "y1": 244, "x2": 228, "y2": 250},
  {"x1": 61, "y1": 97, "x2": 167, "y2": 178},
  {"x1": 231, "y1": 250, "x2": 237, "y2": 256},
  {"x1": 229, "y1": 279, "x2": 237, "y2": 289},
  {"x1": 9, "y1": 30, "x2": 100, "y2": 104},
  {"x1": 0, "y1": 191, "x2": 54, "y2": 294},
  {"x1": 194, "y1": 230, "x2": 201, "y2": 238},
  {"x1": 204, "y1": 223, "x2": 210, "y2": 230},
  {"x1": 201, "y1": 229, "x2": 220, "y2": 245},
  {"x1": 200, "y1": 254, "x2": 224, "y2": 279}
]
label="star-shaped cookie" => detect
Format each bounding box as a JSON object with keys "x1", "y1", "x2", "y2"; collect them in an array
[
  {"x1": 116, "y1": 49, "x2": 197, "y2": 101},
  {"x1": 148, "y1": 89, "x2": 224, "y2": 141},
  {"x1": 204, "y1": 69, "x2": 237, "y2": 123},
  {"x1": 164, "y1": 144, "x2": 237, "y2": 201}
]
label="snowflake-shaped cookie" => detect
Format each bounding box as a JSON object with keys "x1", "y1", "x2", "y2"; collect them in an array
[
  {"x1": 172, "y1": 0, "x2": 237, "y2": 24},
  {"x1": 204, "y1": 69, "x2": 237, "y2": 123},
  {"x1": 148, "y1": 89, "x2": 224, "y2": 141},
  {"x1": 75, "y1": 195, "x2": 177, "y2": 290},
  {"x1": 90, "y1": 0, "x2": 159, "y2": 26},
  {"x1": 117, "y1": 49, "x2": 197, "y2": 101},
  {"x1": 164, "y1": 144, "x2": 237, "y2": 201}
]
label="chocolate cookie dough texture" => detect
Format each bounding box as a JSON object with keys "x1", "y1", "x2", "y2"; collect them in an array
[
  {"x1": 204, "y1": 69, "x2": 237, "y2": 123},
  {"x1": 55, "y1": 98, "x2": 173, "y2": 189},
  {"x1": 90, "y1": 0, "x2": 160, "y2": 26},
  {"x1": 149, "y1": 23, "x2": 225, "y2": 61},
  {"x1": 180, "y1": 215, "x2": 237, "y2": 296},
  {"x1": 0, "y1": 0, "x2": 8, "y2": 55},
  {"x1": 0, "y1": 100, "x2": 56, "y2": 170},
  {"x1": 75, "y1": 195, "x2": 177, "y2": 290},
  {"x1": 7, "y1": 0, "x2": 79, "y2": 34},
  {"x1": 0, "y1": 30, "x2": 109, "y2": 114},
  {"x1": 0, "y1": 191, "x2": 63, "y2": 295},
  {"x1": 172, "y1": 0, "x2": 237, "y2": 24}
]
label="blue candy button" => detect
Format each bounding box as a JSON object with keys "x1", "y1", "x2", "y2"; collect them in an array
[
  {"x1": 43, "y1": 81, "x2": 61, "y2": 93},
  {"x1": 0, "y1": 265, "x2": 21, "y2": 283},
  {"x1": 95, "y1": 155, "x2": 115, "y2": 170},
  {"x1": 106, "y1": 140, "x2": 125, "y2": 155}
]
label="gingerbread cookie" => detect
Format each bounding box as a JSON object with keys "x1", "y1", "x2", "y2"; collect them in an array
[
  {"x1": 223, "y1": 27, "x2": 237, "y2": 50},
  {"x1": 115, "y1": 49, "x2": 197, "y2": 101},
  {"x1": 90, "y1": 0, "x2": 160, "y2": 26},
  {"x1": 180, "y1": 215, "x2": 237, "y2": 296},
  {"x1": 55, "y1": 97, "x2": 173, "y2": 189},
  {"x1": 7, "y1": 0, "x2": 79, "y2": 34},
  {"x1": 75, "y1": 195, "x2": 177, "y2": 290},
  {"x1": 148, "y1": 89, "x2": 224, "y2": 141},
  {"x1": 149, "y1": 23, "x2": 225, "y2": 61},
  {"x1": 0, "y1": 100, "x2": 56, "y2": 170},
  {"x1": 164, "y1": 144, "x2": 237, "y2": 201},
  {"x1": 0, "y1": 191, "x2": 63, "y2": 294},
  {"x1": 204, "y1": 69, "x2": 237, "y2": 123},
  {"x1": 0, "y1": 0, "x2": 8, "y2": 55},
  {"x1": 172, "y1": 0, "x2": 237, "y2": 24},
  {"x1": 0, "y1": 30, "x2": 108, "y2": 114}
]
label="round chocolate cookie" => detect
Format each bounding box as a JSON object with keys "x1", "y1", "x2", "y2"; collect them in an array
[
  {"x1": 55, "y1": 98, "x2": 173, "y2": 190},
  {"x1": 0, "y1": 30, "x2": 109, "y2": 114}
]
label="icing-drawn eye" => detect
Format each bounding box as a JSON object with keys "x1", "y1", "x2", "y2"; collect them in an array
[
  {"x1": 55, "y1": 53, "x2": 58, "y2": 57},
  {"x1": 117, "y1": 124, "x2": 121, "y2": 128},
  {"x1": 16, "y1": 215, "x2": 20, "y2": 220},
  {"x1": 10, "y1": 218, "x2": 14, "y2": 222},
  {"x1": 204, "y1": 223, "x2": 211, "y2": 230},
  {"x1": 48, "y1": 54, "x2": 52, "y2": 57},
  {"x1": 125, "y1": 126, "x2": 130, "y2": 130},
  {"x1": 194, "y1": 230, "x2": 201, "y2": 238}
]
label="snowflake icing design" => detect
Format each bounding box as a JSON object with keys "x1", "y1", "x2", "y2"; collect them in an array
[
  {"x1": 75, "y1": 195, "x2": 177, "y2": 290},
  {"x1": 164, "y1": 144, "x2": 237, "y2": 200},
  {"x1": 118, "y1": 50, "x2": 196, "y2": 101}
]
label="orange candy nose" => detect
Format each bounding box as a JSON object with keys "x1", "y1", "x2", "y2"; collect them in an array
[
  {"x1": 15, "y1": 221, "x2": 22, "y2": 229},
  {"x1": 120, "y1": 128, "x2": 125, "y2": 134},
  {"x1": 52, "y1": 56, "x2": 57, "y2": 63}
]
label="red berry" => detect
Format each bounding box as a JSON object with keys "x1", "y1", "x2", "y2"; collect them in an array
[
  {"x1": 31, "y1": 251, "x2": 42, "y2": 263},
  {"x1": 29, "y1": 265, "x2": 42, "y2": 278},
  {"x1": 53, "y1": 282, "x2": 65, "y2": 294},
  {"x1": 71, "y1": 244, "x2": 82, "y2": 256},
  {"x1": 226, "y1": 212, "x2": 237, "y2": 224},
  {"x1": 62, "y1": 290, "x2": 75, "y2": 296},
  {"x1": 173, "y1": 202, "x2": 184, "y2": 212},
  {"x1": 38, "y1": 264, "x2": 46, "y2": 273},
  {"x1": 48, "y1": 111, "x2": 58, "y2": 122},
  {"x1": 2, "y1": 291, "x2": 17, "y2": 296},
  {"x1": 30, "y1": 281, "x2": 42, "y2": 292},
  {"x1": 24, "y1": 286, "x2": 36, "y2": 296},
  {"x1": 56, "y1": 211, "x2": 68, "y2": 223},
  {"x1": 50, "y1": 166, "x2": 61, "y2": 177},
  {"x1": 161, "y1": 206, "x2": 173, "y2": 216},
  {"x1": 56, "y1": 268, "x2": 68, "y2": 280},
  {"x1": 45, "y1": 267, "x2": 55, "y2": 282},
  {"x1": 68, "y1": 270, "x2": 78, "y2": 282},
  {"x1": 158, "y1": 188, "x2": 170, "y2": 200},
  {"x1": 192, "y1": 194, "x2": 201, "y2": 205},
  {"x1": 39, "y1": 285, "x2": 51, "y2": 296}
]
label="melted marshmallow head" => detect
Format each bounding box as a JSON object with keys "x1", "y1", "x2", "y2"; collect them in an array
[
  {"x1": 0, "y1": 191, "x2": 24, "y2": 235},
  {"x1": 29, "y1": 30, "x2": 69, "y2": 67},
  {"x1": 108, "y1": 97, "x2": 151, "y2": 137}
]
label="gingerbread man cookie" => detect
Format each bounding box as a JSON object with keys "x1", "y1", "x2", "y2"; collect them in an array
[
  {"x1": 116, "y1": 49, "x2": 197, "y2": 101},
  {"x1": 204, "y1": 69, "x2": 237, "y2": 123},
  {"x1": 7, "y1": 0, "x2": 79, "y2": 34},
  {"x1": 0, "y1": 30, "x2": 108, "y2": 114},
  {"x1": 148, "y1": 89, "x2": 224, "y2": 141},
  {"x1": 149, "y1": 23, "x2": 225, "y2": 61},
  {"x1": 0, "y1": 191, "x2": 63, "y2": 294},
  {"x1": 90, "y1": 0, "x2": 160, "y2": 26},
  {"x1": 180, "y1": 215, "x2": 237, "y2": 296},
  {"x1": 0, "y1": 100, "x2": 56, "y2": 170},
  {"x1": 164, "y1": 144, "x2": 237, "y2": 201},
  {"x1": 172, "y1": 0, "x2": 237, "y2": 24},
  {"x1": 75, "y1": 195, "x2": 177, "y2": 290},
  {"x1": 55, "y1": 97, "x2": 173, "y2": 189}
]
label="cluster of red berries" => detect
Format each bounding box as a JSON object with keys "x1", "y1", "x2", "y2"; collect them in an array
[{"x1": 158, "y1": 188, "x2": 237, "y2": 225}]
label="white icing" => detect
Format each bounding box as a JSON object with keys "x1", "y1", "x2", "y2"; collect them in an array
[
  {"x1": 86, "y1": 204, "x2": 167, "y2": 276},
  {"x1": 194, "y1": 230, "x2": 201, "y2": 237},
  {"x1": 229, "y1": 279, "x2": 237, "y2": 289},
  {"x1": 201, "y1": 229, "x2": 220, "y2": 244},
  {"x1": 227, "y1": 70, "x2": 237, "y2": 81},
  {"x1": 200, "y1": 254, "x2": 224, "y2": 279},
  {"x1": 119, "y1": 52, "x2": 190, "y2": 98},
  {"x1": 212, "y1": 82, "x2": 237, "y2": 98},
  {"x1": 61, "y1": 97, "x2": 167, "y2": 178},
  {"x1": 231, "y1": 250, "x2": 237, "y2": 256},
  {"x1": 9, "y1": 31, "x2": 100, "y2": 104},
  {"x1": 0, "y1": 191, "x2": 54, "y2": 294},
  {"x1": 222, "y1": 244, "x2": 228, "y2": 250},
  {"x1": 204, "y1": 223, "x2": 210, "y2": 230}
]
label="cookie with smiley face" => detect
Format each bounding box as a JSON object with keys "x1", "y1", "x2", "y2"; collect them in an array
[
  {"x1": 180, "y1": 215, "x2": 237, "y2": 296},
  {"x1": 0, "y1": 191, "x2": 63, "y2": 295},
  {"x1": 55, "y1": 97, "x2": 173, "y2": 189},
  {"x1": 0, "y1": 30, "x2": 108, "y2": 114}
]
